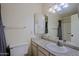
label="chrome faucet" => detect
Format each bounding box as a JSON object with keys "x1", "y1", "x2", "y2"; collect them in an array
[
  {"x1": 57, "y1": 39, "x2": 66, "y2": 47},
  {"x1": 57, "y1": 40, "x2": 63, "y2": 46}
]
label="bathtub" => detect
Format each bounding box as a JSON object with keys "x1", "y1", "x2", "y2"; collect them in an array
[{"x1": 10, "y1": 43, "x2": 29, "y2": 56}]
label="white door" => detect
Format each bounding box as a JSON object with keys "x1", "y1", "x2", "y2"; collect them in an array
[
  {"x1": 62, "y1": 22, "x2": 71, "y2": 41},
  {"x1": 71, "y1": 14, "x2": 79, "y2": 46},
  {"x1": 62, "y1": 17, "x2": 71, "y2": 41}
]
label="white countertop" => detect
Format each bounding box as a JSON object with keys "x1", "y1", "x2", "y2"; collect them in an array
[{"x1": 32, "y1": 38, "x2": 79, "y2": 56}]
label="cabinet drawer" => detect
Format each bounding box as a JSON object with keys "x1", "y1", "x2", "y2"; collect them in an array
[{"x1": 38, "y1": 46, "x2": 49, "y2": 56}]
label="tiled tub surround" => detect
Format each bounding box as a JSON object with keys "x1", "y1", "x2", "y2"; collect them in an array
[{"x1": 32, "y1": 38, "x2": 79, "y2": 56}]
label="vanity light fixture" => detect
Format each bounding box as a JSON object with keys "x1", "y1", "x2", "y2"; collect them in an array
[
  {"x1": 52, "y1": 10, "x2": 56, "y2": 13},
  {"x1": 59, "y1": 3, "x2": 65, "y2": 6},
  {"x1": 54, "y1": 5, "x2": 58, "y2": 9},
  {"x1": 63, "y1": 3, "x2": 69, "y2": 8},
  {"x1": 59, "y1": 3, "x2": 69, "y2": 8},
  {"x1": 54, "y1": 5, "x2": 62, "y2": 11},
  {"x1": 48, "y1": 3, "x2": 69, "y2": 13},
  {"x1": 49, "y1": 7, "x2": 53, "y2": 12},
  {"x1": 49, "y1": 7, "x2": 56, "y2": 13},
  {"x1": 56, "y1": 7, "x2": 62, "y2": 11}
]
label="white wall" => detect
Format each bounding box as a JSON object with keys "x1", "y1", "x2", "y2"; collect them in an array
[
  {"x1": 77, "y1": 4, "x2": 79, "y2": 17},
  {"x1": 48, "y1": 13, "x2": 59, "y2": 40},
  {"x1": 1, "y1": 4, "x2": 42, "y2": 53}
]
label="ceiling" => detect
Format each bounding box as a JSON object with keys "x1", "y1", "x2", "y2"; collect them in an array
[
  {"x1": 42, "y1": 3, "x2": 79, "y2": 17},
  {"x1": 57, "y1": 3, "x2": 79, "y2": 17}
]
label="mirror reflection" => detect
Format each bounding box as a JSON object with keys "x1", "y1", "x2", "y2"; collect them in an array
[{"x1": 35, "y1": 3, "x2": 79, "y2": 48}]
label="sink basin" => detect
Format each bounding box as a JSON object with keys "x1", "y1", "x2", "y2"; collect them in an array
[{"x1": 46, "y1": 43, "x2": 68, "y2": 53}]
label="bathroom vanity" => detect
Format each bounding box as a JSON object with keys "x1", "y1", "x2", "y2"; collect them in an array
[
  {"x1": 31, "y1": 38, "x2": 79, "y2": 56},
  {"x1": 31, "y1": 40, "x2": 55, "y2": 56}
]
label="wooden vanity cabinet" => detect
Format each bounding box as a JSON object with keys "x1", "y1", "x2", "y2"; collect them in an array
[
  {"x1": 49, "y1": 53, "x2": 55, "y2": 56},
  {"x1": 38, "y1": 46, "x2": 49, "y2": 56},
  {"x1": 31, "y1": 41, "x2": 55, "y2": 56},
  {"x1": 38, "y1": 50, "x2": 46, "y2": 56},
  {"x1": 31, "y1": 42, "x2": 38, "y2": 56}
]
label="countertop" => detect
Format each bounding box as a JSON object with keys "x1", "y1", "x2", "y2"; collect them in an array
[{"x1": 32, "y1": 38, "x2": 79, "y2": 56}]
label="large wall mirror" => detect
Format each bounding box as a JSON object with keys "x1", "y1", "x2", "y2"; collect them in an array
[
  {"x1": 34, "y1": 4, "x2": 79, "y2": 48},
  {"x1": 42, "y1": 3, "x2": 79, "y2": 48}
]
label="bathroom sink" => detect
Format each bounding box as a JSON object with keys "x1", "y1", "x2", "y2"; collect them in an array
[{"x1": 46, "y1": 43, "x2": 68, "y2": 53}]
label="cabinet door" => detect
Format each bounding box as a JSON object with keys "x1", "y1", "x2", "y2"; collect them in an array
[
  {"x1": 32, "y1": 45, "x2": 38, "y2": 56},
  {"x1": 38, "y1": 50, "x2": 46, "y2": 56},
  {"x1": 38, "y1": 46, "x2": 49, "y2": 56},
  {"x1": 49, "y1": 53, "x2": 55, "y2": 56}
]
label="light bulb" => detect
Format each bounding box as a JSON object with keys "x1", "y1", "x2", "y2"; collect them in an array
[
  {"x1": 48, "y1": 8, "x2": 53, "y2": 12},
  {"x1": 54, "y1": 5, "x2": 58, "y2": 9},
  {"x1": 56, "y1": 7, "x2": 62, "y2": 11},
  {"x1": 52, "y1": 10, "x2": 56, "y2": 13},
  {"x1": 63, "y1": 4, "x2": 69, "y2": 8},
  {"x1": 60, "y1": 3, "x2": 65, "y2": 6}
]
